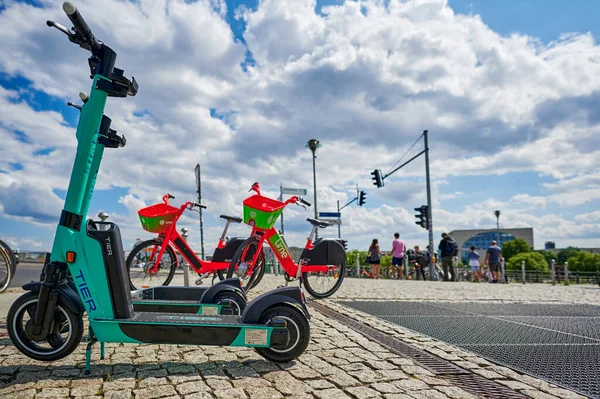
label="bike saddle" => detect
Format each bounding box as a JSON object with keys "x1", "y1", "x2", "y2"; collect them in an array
[
  {"x1": 306, "y1": 218, "x2": 331, "y2": 228},
  {"x1": 220, "y1": 215, "x2": 242, "y2": 224}
]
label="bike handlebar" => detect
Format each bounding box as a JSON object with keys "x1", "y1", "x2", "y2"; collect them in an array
[
  {"x1": 298, "y1": 197, "x2": 311, "y2": 207},
  {"x1": 63, "y1": 2, "x2": 100, "y2": 52},
  {"x1": 192, "y1": 202, "x2": 207, "y2": 209}
]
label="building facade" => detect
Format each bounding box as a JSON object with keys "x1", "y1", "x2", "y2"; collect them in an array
[{"x1": 448, "y1": 228, "x2": 534, "y2": 265}]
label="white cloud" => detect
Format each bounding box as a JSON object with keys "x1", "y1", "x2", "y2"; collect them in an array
[{"x1": 1, "y1": 0, "x2": 600, "y2": 251}]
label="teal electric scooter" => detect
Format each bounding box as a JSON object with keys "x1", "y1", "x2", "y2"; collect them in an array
[
  {"x1": 7, "y1": 3, "x2": 310, "y2": 372},
  {"x1": 63, "y1": 97, "x2": 248, "y2": 316}
]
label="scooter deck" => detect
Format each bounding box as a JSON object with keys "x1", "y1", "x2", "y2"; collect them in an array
[
  {"x1": 91, "y1": 311, "x2": 275, "y2": 347},
  {"x1": 132, "y1": 300, "x2": 223, "y2": 315}
]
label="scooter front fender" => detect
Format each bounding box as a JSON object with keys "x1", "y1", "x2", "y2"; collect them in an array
[
  {"x1": 22, "y1": 281, "x2": 85, "y2": 315},
  {"x1": 241, "y1": 287, "x2": 310, "y2": 324}
]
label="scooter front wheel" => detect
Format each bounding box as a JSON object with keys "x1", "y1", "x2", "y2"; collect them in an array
[
  {"x1": 7, "y1": 292, "x2": 83, "y2": 361},
  {"x1": 255, "y1": 305, "x2": 310, "y2": 362}
]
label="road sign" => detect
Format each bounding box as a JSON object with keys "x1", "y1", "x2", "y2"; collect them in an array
[
  {"x1": 282, "y1": 187, "x2": 307, "y2": 195},
  {"x1": 322, "y1": 219, "x2": 341, "y2": 225},
  {"x1": 319, "y1": 212, "x2": 341, "y2": 218}
]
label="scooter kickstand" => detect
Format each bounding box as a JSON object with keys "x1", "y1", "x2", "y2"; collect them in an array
[{"x1": 85, "y1": 338, "x2": 98, "y2": 375}]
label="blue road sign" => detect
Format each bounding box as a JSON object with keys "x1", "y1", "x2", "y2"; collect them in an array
[{"x1": 319, "y1": 212, "x2": 341, "y2": 218}]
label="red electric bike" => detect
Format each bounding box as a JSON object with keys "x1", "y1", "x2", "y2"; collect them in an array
[
  {"x1": 127, "y1": 193, "x2": 265, "y2": 290},
  {"x1": 227, "y1": 183, "x2": 346, "y2": 298}
]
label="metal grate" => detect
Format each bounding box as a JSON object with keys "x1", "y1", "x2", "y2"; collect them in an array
[
  {"x1": 340, "y1": 300, "x2": 600, "y2": 399},
  {"x1": 310, "y1": 301, "x2": 527, "y2": 399}
]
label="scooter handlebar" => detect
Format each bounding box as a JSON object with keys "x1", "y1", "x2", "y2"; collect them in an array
[{"x1": 63, "y1": 2, "x2": 99, "y2": 52}]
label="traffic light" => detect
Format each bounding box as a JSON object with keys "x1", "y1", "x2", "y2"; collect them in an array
[
  {"x1": 371, "y1": 169, "x2": 384, "y2": 188},
  {"x1": 414, "y1": 205, "x2": 428, "y2": 229},
  {"x1": 358, "y1": 190, "x2": 366, "y2": 206},
  {"x1": 338, "y1": 239, "x2": 348, "y2": 250}
]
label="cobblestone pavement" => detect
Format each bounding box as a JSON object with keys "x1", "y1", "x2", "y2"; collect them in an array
[{"x1": 0, "y1": 274, "x2": 594, "y2": 398}]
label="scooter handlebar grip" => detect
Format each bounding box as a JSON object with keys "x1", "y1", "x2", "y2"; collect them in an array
[{"x1": 63, "y1": 2, "x2": 97, "y2": 49}]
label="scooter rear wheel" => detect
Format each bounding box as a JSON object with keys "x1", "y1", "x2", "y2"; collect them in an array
[
  {"x1": 255, "y1": 305, "x2": 310, "y2": 362},
  {"x1": 214, "y1": 292, "x2": 246, "y2": 315},
  {"x1": 7, "y1": 292, "x2": 83, "y2": 361}
]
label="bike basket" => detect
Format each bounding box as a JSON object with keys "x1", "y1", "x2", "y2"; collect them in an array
[
  {"x1": 138, "y1": 203, "x2": 179, "y2": 233},
  {"x1": 243, "y1": 195, "x2": 285, "y2": 229}
]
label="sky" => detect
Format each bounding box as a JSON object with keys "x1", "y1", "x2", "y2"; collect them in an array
[{"x1": 1, "y1": 0, "x2": 600, "y2": 254}]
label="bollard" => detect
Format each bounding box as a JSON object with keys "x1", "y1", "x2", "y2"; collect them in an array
[
  {"x1": 576, "y1": 271, "x2": 579, "y2": 284},
  {"x1": 521, "y1": 260, "x2": 526, "y2": 284},
  {"x1": 500, "y1": 259, "x2": 506, "y2": 284},
  {"x1": 551, "y1": 259, "x2": 556, "y2": 285},
  {"x1": 356, "y1": 253, "x2": 360, "y2": 278},
  {"x1": 564, "y1": 261, "x2": 569, "y2": 285}
]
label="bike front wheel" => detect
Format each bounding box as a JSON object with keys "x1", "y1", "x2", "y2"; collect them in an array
[
  {"x1": 126, "y1": 239, "x2": 177, "y2": 290},
  {"x1": 302, "y1": 261, "x2": 345, "y2": 299},
  {"x1": 0, "y1": 247, "x2": 12, "y2": 293},
  {"x1": 226, "y1": 236, "x2": 266, "y2": 292}
]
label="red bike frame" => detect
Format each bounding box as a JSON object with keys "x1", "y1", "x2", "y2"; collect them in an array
[
  {"x1": 242, "y1": 185, "x2": 334, "y2": 279},
  {"x1": 146, "y1": 194, "x2": 255, "y2": 276}
]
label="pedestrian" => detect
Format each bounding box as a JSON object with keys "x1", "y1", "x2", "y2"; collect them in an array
[
  {"x1": 438, "y1": 233, "x2": 457, "y2": 281},
  {"x1": 468, "y1": 246, "x2": 481, "y2": 282},
  {"x1": 413, "y1": 245, "x2": 427, "y2": 280},
  {"x1": 391, "y1": 233, "x2": 405, "y2": 279},
  {"x1": 367, "y1": 239, "x2": 382, "y2": 279},
  {"x1": 484, "y1": 240, "x2": 503, "y2": 283}
]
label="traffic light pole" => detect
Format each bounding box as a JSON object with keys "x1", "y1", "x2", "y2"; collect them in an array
[
  {"x1": 423, "y1": 130, "x2": 434, "y2": 280},
  {"x1": 194, "y1": 164, "x2": 206, "y2": 261},
  {"x1": 337, "y1": 200, "x2": 341, "y2": 238}
]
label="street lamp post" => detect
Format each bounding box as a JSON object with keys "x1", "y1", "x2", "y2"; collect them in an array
[
  {"x1": 306, "y1": 139, "x2": 321, "y2": 238},
  {"x1": 494, "y1": 210, "x2": 501, "y2": 244}
]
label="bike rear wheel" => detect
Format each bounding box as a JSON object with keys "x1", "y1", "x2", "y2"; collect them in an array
[
  {"x1": 0, "y1": 247, "x2": 12, "y2": 293},
  {"x1": 226, "y1": 236, "x2": 266, "y2": 292},
  {"x1": 302, "y1": 261, "x2": 345, "y2": 299},
  {"x1": 126, "y1": 239, "x2": 177, "y2": 290},
  {"x1": 0, "y1": 239, "x2": 17, "y2": 278}
]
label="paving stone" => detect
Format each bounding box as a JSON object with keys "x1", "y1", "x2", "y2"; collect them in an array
[
  {"x1": 520, "y1": 389, "x2": 561, "y2": 399},
  {"x1": 245, "y1": 387, "x2": 282, "y2": 399},
  {"x1": 138, "y1": 377, "x2": 169, "y2": 388},
  {"x1": 452, "y1": 361, "x2": 480, "y2": 370},
  {"x1": 137, "y1": 368, "x2": 168, "y2": 379},
  {"x1": 248, "y1": 360, "x2": 280, "y2": 373},
  {"x1": 176, "y1": 380, "x2": 211, "y2": 395},
  {"x1": 340, "y1": 363, "x2": 369, "y2": 372},
  {"x1": 314, "y1": 388, "x2": 352, "y2": 399},
  {"x1": 201, "y1": 368, "x2": 228, "y2": 379},
  {"x1": 376, "y1": 369, "x2": 409, "y2": 381},
  {"x1": 400, "y1": 365, "x2": 435, "y2": 376},
  {"x1": 274, "y1": 377, "x2": 313, "y2": 395},
  {"x1": 36, "y1": 388, "x2": 71, "y2": 398},
  {"x1": 213, "y1": 388, "x2": 247, "y2": 398},
  {"x1": 287, "y1": 364, "x2": 321, "y2": 379},
  {"x1": 364, "y1": 360, "x2": 395, "y2": 370},
  {"x1": 383, "y1": 394, "x2": 413, "y2": 399},
  {"x1": 370, "y1": 382, "x2": 401, "y2": 394},
  {"x1": 103, "y1": 378, "x2": 137, "y2": 391},
  {"x1": 184, "y1": 393, "x2": 215, "y2": 399},
  {"x1": 388, "y1": 358, "x2": 414, "y2": 367},
  {"x1": 231, "y1": 377, "x2": 272, "y2": 389},
  {"x1": 206, "y1": 378, "x2": 233, "y2": 390},
  {"x1": 407, "y1": 389, "x2": 450, "y2": 399},
  {"x1": 224, "y1": 365, "x2": 259, "y2": 379},
  {"x1": 435, "y1": 386, "x2": 478, "y2": 399},
  {"x1": 307, "y1": 379, "x2": 336, "y2": 389},
  {"x1": 133, "y1": 385, "x2": 178, "y2": 399},
  {"x1": 7, "y1": 389, "x2": 37, "y2": 399},
  {"x1": 36, "y1": 379, "x2": 72, "y2": 388},
  {"x1": 104, "y1": 392, "x2": 132, "y2": 399},
  {"x1": 347, "y1": 369, "x2": 381, "y2": 384},
  {"x1": 415, "y1": 376, "x2": 451, "y2": 386},
  {"x1": 471, "y1": 368, "x2": 506, "y2": 380},
  {"x1": 327, "y1": 372, "x2": 361, "y2": 388},
  {"x1": 167, "y1": 374, "x2": 203, "y2": 384},
  {"x1": 345, "y1": 386, "x2": 381, "y2": 399},
  {"x1": 71, "y1": 384, "x2": 103, "y2": 396},
  {"x1": 497, "y1": 380, "x2": 534, "y2": 391},
  {"x1": 393, "y1": 379, "x2": 429, "y2": 391}
]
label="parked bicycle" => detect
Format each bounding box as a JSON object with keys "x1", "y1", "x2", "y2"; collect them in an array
[
  {"x1": 227, "y1": 182, "x2": 346, "y2": 298},
  {"x1": 127, "y1": 193, "x2": 265, "y2": 290},
  {"x1": 0, "y1": 239, "x2": 18, "y2": 278},
  {"x1": 0, "y1": 246, "x2": 12, "y2": 293}
]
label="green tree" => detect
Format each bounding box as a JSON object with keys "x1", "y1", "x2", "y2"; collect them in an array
[
  {"x1": 557, "y1": 247, "x2": 580, "y2": 264},
  {"x1": 566, "y1": 252, "x2": 600, "y2": 272},
  {"x1": 536, "y1": 250, "x2": 556, "y2": 265},
  {"x1": 507, "y1": 252, "x2": 549, "y2": 272},
  {"x1": 501, "y1": 238, "x2": 532, "y2": 261}
]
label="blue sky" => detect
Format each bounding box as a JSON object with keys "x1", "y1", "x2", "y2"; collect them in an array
[{"x1": 1, "y1": 0, "x2": 600, "y2": 253}]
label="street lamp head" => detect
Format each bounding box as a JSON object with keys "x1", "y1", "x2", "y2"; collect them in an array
[
  {"x1": 306, "y1": 139, "x2": 321, "y2": 154},
  {"x1": 494, "y1": 210, "x2": 500, "y2": 218}
]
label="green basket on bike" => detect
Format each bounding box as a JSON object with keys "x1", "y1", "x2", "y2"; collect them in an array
[
  {"x1": 243, "y1": 195, "x2": 285, "y2": 229},
  {"x1": 138, "y1": 203, "x2": 179, "y2": 234}
]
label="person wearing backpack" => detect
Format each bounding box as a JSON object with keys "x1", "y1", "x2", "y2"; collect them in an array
[{"x1": 438, "y1": 233, "x2": 457, "y2": 281}]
